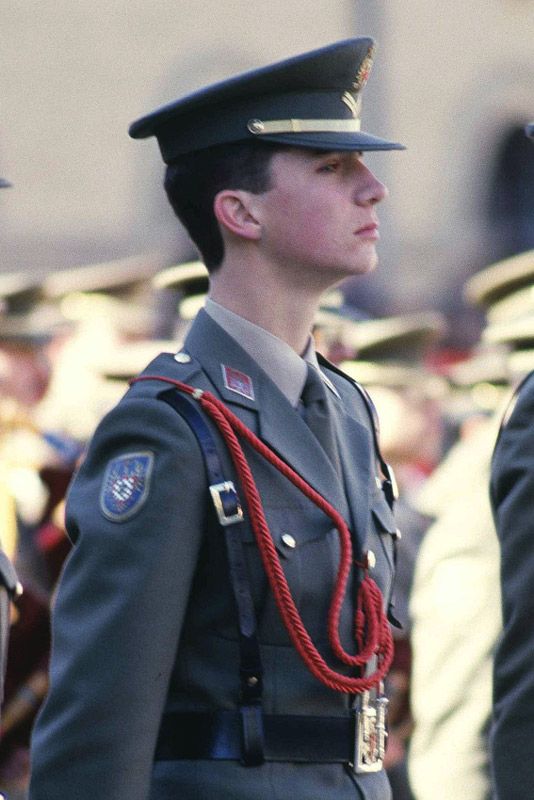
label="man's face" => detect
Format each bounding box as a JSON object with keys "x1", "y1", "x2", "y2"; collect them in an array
[{"x1": 251, "y1": 148, "x2": 388, "y2": 288}]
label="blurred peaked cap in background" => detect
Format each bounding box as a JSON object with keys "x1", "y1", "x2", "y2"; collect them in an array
[
  {"x1": 0, "y1": 273, "x2": 44, "y2": 314},
  {"x1": 485, "y1": 283, "x2": 534, "y2": 324},
  {"x1": 129, "y1": 38, "x2": 405, "y2": 161},
  {"x1": 0, "y1": 305, "x2": 68, "y2": 344},
  {"x1": 0, "y1": 177, "x2": 12, "y2": 188},
  {"x1": 445, "y1": 346, "x2": 510, "y2": 388},
  {"x1": 48, "y1": 291, "x2": 155, "y2": 340},
  {"x1": 152, "y1": 260, "x2": 210, "y2": 322},
  {"x1": 507, "y1": 348, "x2": 534, "y2": 377},
  {"x1": 316, "y1": 309, "x2": 447, "y2": 361},
  {"x1": 340, "y1": 358, "x2": 448, "y2": 399},
  {"x1": 95, "y1": 339, "x2": 180, "y2": 382},
  {"x1": 152, "y1": 260, "x2": 209, "y2": 293},
  {"x1": 483, "y1": 315, "x2": 534, "y2": 349},
  {"x1": 463, "y1": 249, "x2": 534, "y2": 308},
  {"x1": 0, "y1": 273, "x2": 68, "y2": 344},
  {"x1": 42, "y1": 253, "x2": 169, "y2": 300}
]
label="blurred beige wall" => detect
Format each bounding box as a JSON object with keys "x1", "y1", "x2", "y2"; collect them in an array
[
  {"x1": 382, "y1": 0, "x2": 534, "y2": 308},
  {"x1": 1, "y1": 0, "x2": 355, "y2": 271},
  {"x1": 1, "y1": 1, "x2": 533, "y2": 319}
]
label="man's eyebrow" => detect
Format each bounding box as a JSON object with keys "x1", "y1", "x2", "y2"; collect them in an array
[{"x1": 310, "y1": 150, "x2": 338, "y2": 157}]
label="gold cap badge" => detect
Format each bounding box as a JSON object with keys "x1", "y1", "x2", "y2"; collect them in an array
[{"x1": 353, "y1": 46, "x2": 375, "y2": 91}]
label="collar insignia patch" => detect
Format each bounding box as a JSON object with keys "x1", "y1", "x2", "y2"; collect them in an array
[
  {"x1": 222, "y1": 365, "x2": 255, "y2": 400},
  {"x1": 100, "y1": 451, "x2": 154, "y2": 522}
]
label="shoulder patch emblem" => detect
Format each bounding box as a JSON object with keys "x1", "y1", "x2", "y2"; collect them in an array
[{"x1": 100, "y1": 451, "x2": 154, "y2": 522}]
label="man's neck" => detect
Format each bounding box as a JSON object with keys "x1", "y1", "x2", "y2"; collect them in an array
[{"x1": 208, "y1": 254, "x2": 327, "y2": 354}]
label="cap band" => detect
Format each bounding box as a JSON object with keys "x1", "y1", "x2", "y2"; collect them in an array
[{"x1": 247, "y1": 117, "x2": 362, "y2": 135}]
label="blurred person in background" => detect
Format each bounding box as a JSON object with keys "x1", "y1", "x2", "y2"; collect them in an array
[
  {"x1": 0, "y1": 270, "x2": 126, "y2": 798},
  {"x1": 0, "y1": 273, "x2": 76, "y2": 800},
  {"x1": 409, "y1": 241, "x2": 534, "y2": 800},
  {"x1": 37, "y1": 255, "x2": 164, "y2": 445},
  {"x1": 0, "y1": 177, "x2": 22, "y2": 772},
  {"x1": 332, "y1": 312, "x2": 447, "y2": 800}
]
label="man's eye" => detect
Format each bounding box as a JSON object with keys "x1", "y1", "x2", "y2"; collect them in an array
[{"x1": 319, "y1": 162, "x2": 339, "y2": 173}]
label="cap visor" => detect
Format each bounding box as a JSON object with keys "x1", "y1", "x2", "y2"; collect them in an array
[{"x1": 256, "y1": 129, "x2": 405, "y2": 151}]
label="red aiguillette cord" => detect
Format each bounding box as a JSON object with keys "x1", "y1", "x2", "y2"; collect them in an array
[{"x1": 132, "y1": 376, "x2": 394, "y2": 693}]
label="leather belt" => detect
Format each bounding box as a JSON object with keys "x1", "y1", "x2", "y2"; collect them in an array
[{"x1": 154, "y1": 710, "x2": 358, "y2": 764}]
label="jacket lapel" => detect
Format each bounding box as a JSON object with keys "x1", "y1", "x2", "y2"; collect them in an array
[
  {"x1": 328, "y1": 395, "x2": 373, "y2": 551},
  {"x1": 184, "y1": 311, "x2": 350, "y2": 522}
]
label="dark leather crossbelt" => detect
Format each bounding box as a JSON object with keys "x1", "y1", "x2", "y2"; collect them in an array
[{"x1": 154, "y1": 710, "x2": 356, "y2": 764}]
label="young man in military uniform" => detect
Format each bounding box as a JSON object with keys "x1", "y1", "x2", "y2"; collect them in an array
[{"x1": 29, "y1": 39, "x2": 403, "y2": 800}]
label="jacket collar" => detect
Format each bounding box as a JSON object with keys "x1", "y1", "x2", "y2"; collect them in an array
[{"x1": 185, "y1": 310, "x2": 353, "y2": 522}]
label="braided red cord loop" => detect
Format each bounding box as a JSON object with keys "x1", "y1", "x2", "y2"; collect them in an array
[{"x1": 133, "y1": 376, "x2": 394, "y2": 692}]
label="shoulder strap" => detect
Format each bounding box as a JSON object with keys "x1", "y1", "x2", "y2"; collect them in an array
[{"x1": 158, "y1": 387, "x2": 265, "y2": 766}]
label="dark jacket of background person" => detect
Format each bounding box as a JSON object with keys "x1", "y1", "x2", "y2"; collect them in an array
[{"x1": 490, "y1": 370, "x2": 534, "y2": 800}]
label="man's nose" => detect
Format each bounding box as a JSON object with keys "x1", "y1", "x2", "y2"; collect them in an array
[{"x1": 355, "y1": 164, "x2": 389, "y2": 206}]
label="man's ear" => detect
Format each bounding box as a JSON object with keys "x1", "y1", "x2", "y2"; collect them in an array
[{"x1": 213, "y1": 189, "x2": 261, "y2": 241}]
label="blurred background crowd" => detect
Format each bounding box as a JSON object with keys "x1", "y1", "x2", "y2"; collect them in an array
[{"x1": 1, "y1": 2, "x2": 534, "y2": 799}]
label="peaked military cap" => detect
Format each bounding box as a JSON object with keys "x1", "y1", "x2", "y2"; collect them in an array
[
  {"x1": 129, "y1": 38, "x2": 404, "y2": 161},
  {"x1": 43, "y1": 254, "x2": 167, "y2": 299},
  {"x1": 0, "y1": 177, "x2": 11, "y2": 189},
  {"x1": 152, "y1": 260, "x2": 210, "y2": 323},
  {"x1": 0, "y1": 273, "x2": 67, "y2": 343},
  {"x1": 464, "y1": 249, "x2": 534, "y2": 308},
  {"x1": 315, "y1": 308, "x2": 446, "y2": 360},
  {"x1": 152, "y1": 260, "x2": 209, "y2": 293}
]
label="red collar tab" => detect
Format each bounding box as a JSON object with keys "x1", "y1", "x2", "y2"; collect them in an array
[{"x1": 222, "y1": 365, "x2": 255, "y2": 401}]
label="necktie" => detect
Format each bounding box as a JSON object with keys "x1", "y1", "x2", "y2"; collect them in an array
[{"x1": 300, "y1": 364, "x2": 340, "y2": 472}]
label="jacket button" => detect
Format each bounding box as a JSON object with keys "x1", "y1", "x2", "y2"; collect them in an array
[
  {"x1": 366, "y1": 550, "x2": 376, "y2": 569},
  {"x1": 174, "y1": 351, "x2": 191, "y2": 364},
  {"x1": 281, "y1": 533, "x2": 296, "y2": 549}
]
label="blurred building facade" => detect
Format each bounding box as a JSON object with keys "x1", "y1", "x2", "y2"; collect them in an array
[{"x1": 1, "y1": 1, "x2": 533, "y2": 333}]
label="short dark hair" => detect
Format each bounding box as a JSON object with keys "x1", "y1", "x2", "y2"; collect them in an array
[{"x1": 164, "y1": 140, "x2": 286, "y2": 271}]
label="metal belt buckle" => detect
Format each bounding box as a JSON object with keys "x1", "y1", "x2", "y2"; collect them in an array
[
  {"x1": 209, "y1": 481, "x2": 244, "y2": 526},
  {"x1": 352, "y1": 688, "x2": 389, "y2": 774}
]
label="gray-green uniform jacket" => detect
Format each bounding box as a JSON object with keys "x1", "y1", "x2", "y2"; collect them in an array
[{"x1": 29, "y1": 309, "x2": 397, "y2": 800}]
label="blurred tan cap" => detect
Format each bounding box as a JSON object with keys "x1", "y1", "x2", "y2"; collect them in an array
[
  {"x1": 316, "y1": 309, "x2": 446, "y2": 360},
  {"x1": 483, "y1": 315, "x2": 534, "y2": 349},
  {"x1": 339, "y1": 358, "x2": 447, "y2": 399},
  {"x1": 95, "y1": 339, "x2": 180, "y2": 381},
  {"x1": 0, "y1": 273, "x2": 68, "y2": 343},
  {"x1": 43, "y1": 253, "x2": 168, "y2": 299},
  {"x1": 464, "y1": 249, "x2": 534, "y2": 308},
  {"x1": 152, "y1": 260, "x2": 209, "y2": 293}
]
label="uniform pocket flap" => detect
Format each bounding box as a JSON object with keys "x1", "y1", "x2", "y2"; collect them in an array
[
  {"x1": 239, "y1": 506, "x2": 332, "y2": 557},
  {"x1": 371, "y1": 499, "x2": 397, "y2": 535}
]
